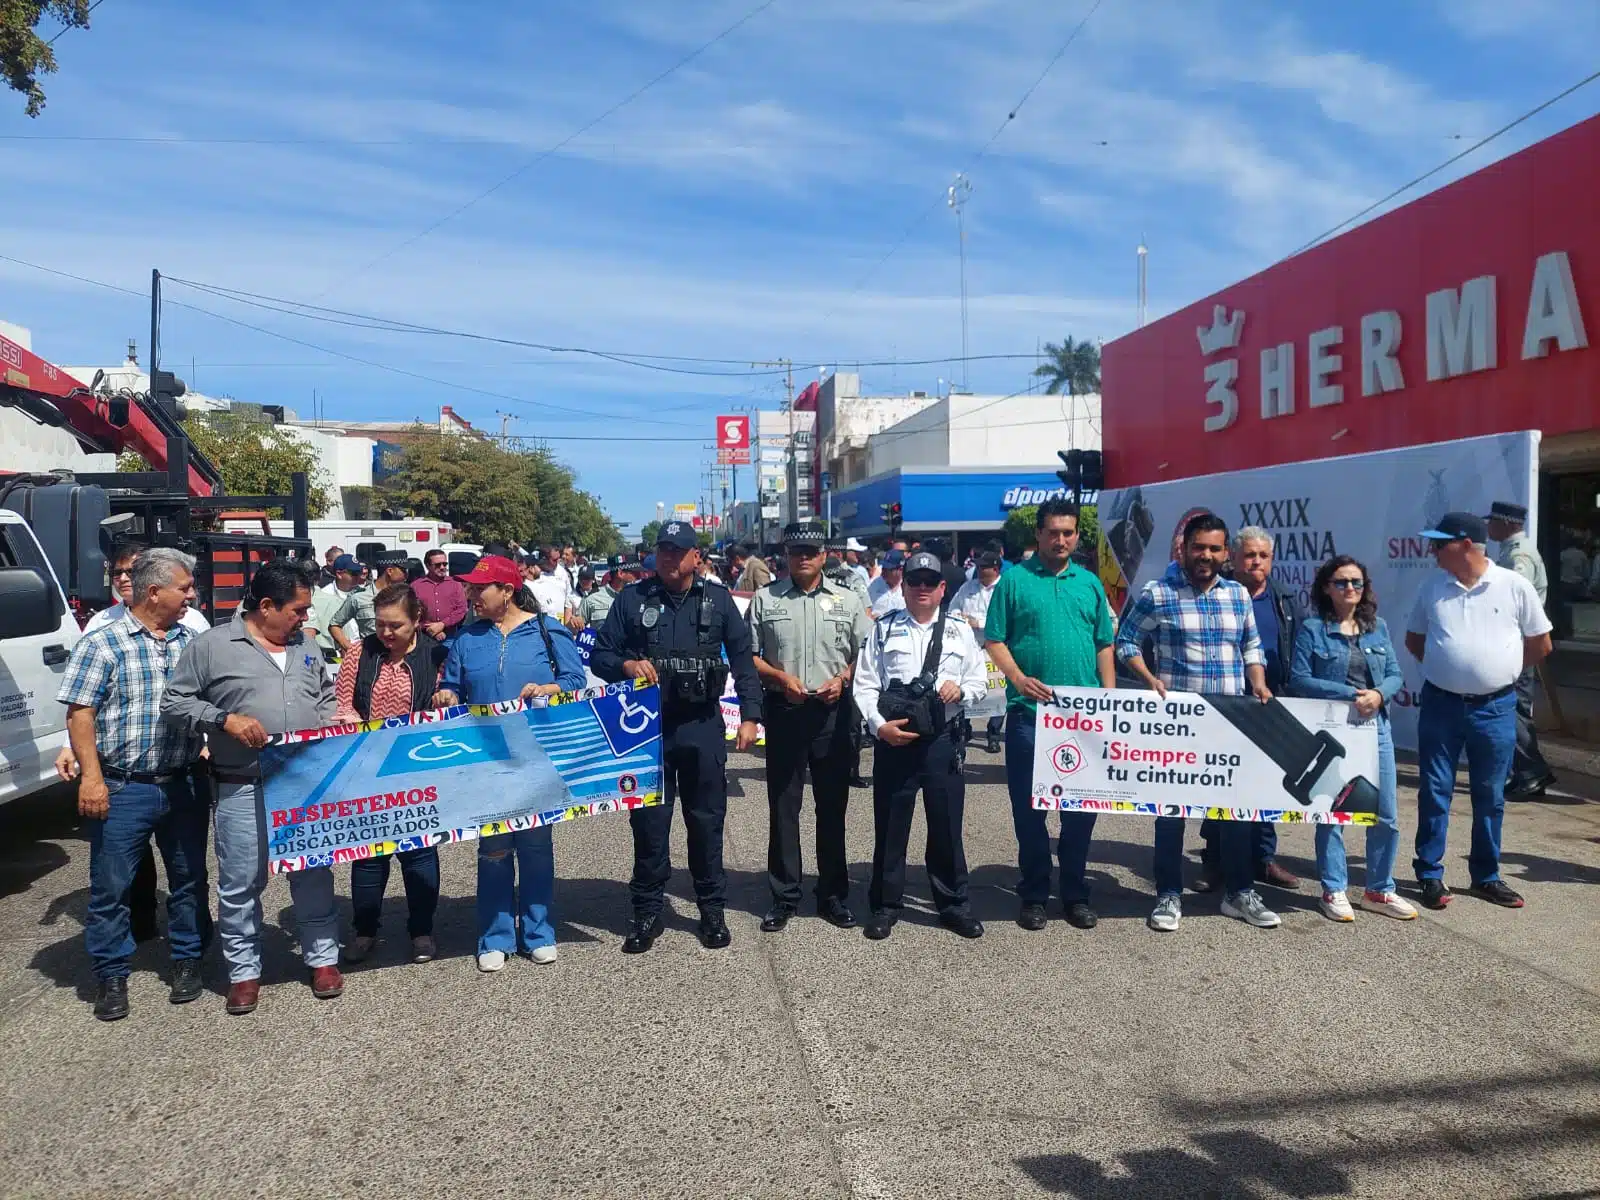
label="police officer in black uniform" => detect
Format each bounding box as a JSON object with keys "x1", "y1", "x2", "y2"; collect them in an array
[{"x1": 591, "y1": 520, "x2": 762, "y2": 953}]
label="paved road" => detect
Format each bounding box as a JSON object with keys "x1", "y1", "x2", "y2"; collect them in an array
[{"x1": 1, "y1": 747, "x2": 1597, "y2": 1200}]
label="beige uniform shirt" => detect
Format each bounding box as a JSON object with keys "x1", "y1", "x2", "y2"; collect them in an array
[
  {"x1": 1496, "y1": 531, "x2": 1548, "y2": 603},
  {"x1": 747, "y1": 576, "x2": 872, "y2": 692}
]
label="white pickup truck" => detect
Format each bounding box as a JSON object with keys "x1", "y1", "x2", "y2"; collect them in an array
[{"x1": 0, "y1": 509, "x2": 81, "y2": 804}]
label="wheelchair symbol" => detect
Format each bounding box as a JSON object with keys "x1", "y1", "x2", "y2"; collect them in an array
[
  {"x1": 407, "y1": 734, "x2": 486, "y2": 764},
  {"x1": 616, "y1": 694, "x2": 653, "y2": 735}
]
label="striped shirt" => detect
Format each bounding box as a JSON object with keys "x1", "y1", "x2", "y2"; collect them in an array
[
  {"x1": 56, "y1": 609, "x2": 200, "y2": 773},
  {"x1": 1114, "y1": 560, "x2": 1264, "y2": 696}
]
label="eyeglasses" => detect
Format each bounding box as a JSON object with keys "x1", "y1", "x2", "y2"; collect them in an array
[
  {"x1": 112, "y1": 568, "x2": 134, "y2": 578},
  {"x1": 1330, "y1": 579, "x2": 1365, "y2": 591}
]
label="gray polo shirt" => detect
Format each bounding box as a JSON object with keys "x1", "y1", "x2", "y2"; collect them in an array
[
  {"x1": 747, "y1": 576, "x2": 872, "y2": 692},
  {"x1": 161, "y1": 611, "x2": 336, "y2": 775}
]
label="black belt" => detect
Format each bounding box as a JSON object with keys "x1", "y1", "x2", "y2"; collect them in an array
[
  {"x1": 1209, "y1": 695, "x2": 1377, "y2": 813},
  {"x1": 1423, "y1": 681, "x2": 1515, "y2": 704},
  {"x1": 213, "y1": 770, "x2": 262, "y2": 785},
  {"x1": 102, "y1": 766, "x2": 186, "y2": 786}
]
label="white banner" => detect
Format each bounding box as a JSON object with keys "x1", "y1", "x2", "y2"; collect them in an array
[
  {"x1": 967, "y1": 652, "x2": 1008, "y2": 720},
  {"x1": 1097, "y1": 431, "x2": 1540, "y2": 750},
  {"x1": 1031, "y1": 687, "x2": 1379, "y2": 823}
]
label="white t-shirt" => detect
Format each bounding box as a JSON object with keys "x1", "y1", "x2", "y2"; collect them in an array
[
  {"x1": 268, "y1": 648, "x2": 288, "y2": 672},
  {"x1": 1407, "y1": 561, "x2": 1552, "y2": 696},
  {"x1": 84, "y1": 602, "x2": 210, "y2": 636},
  {"x1": 948, "y1": 576, "x2": 997, "y2": 629},
  {"x1": 867, "y1": 577, "x2": 904, "y2": 619},
  {"x1": 529, "y1": 572, "x2": 575, "y2": 616}
]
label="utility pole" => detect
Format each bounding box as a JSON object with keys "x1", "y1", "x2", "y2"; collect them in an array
[
  {"x1": 149, "y1": 269, "x2": 161, "y2": 399},
  {"x1": 495, "y1": 410, "x2": 518, "y2": 444},
  {"x1": 752, "y1": 360, "x2": 793, "y2": 547},
  {"x1": 947, "y1": 174, "x2": 972, "y2": 391}
]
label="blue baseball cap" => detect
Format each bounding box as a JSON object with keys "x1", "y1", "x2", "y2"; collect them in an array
[
  {"x1": 655, "y1": 520, "x2": 699, "y2": 550},
  {"x1": 642, "y1": 553, "x2": 657, "y2": 571},
  {"x1": 332, "y1": 554, "x2": 362, "y2": 573},
  {"x1": 1419, "y1": 512, "x2": 1488, "y2": 545},
  {"x1": 881, "y1": 549, "x2": 906, "y2": 569}
]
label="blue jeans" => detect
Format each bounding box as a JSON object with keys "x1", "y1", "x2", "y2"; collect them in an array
[
  {"x1": 1154, "y1": 816, "x2": 1252, "y2": 898},
  {"x1": 85, "y1": 776, "x2": 209, "y2": 978},
  {"x1": 477, "y1": 826, "x2": 554, "y2": 955},
  {"x1": 1005, "y1": 711, "x2": 1097, "y2": 906},
  {"x1": 214, "y1": 780, "x2": 339, "y2": 983},
  {"x1": 1413, "y1": 682, "x2": 1516, "y2": 885},
  {"x1": 351, "y1": 847, "x2": 440, "y2": 938},
  {"x1": 1317, "y1": 713, "x2": 1399, "y2": 894}
]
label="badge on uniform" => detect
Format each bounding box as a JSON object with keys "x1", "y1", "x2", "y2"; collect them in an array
[
  {"x1": 819, "y1": 597, "x2": 833, "y2": 612},
  {"x1": 642, "y1": 607, "x2": 660, "y2": 629}
]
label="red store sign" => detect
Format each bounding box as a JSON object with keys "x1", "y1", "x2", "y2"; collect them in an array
[{"x1": 1103, "y1": 113, "x2": 1600, "y2": 487}]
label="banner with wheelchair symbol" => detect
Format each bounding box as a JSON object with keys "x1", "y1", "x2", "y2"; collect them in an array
[{"x1": 259, "y1": 681, "x2": 663, "y2": 874}]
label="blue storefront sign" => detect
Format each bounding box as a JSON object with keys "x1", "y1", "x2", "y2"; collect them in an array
[{"x1": 831, "y1": 467, "x2": 1080, "y2": 536}]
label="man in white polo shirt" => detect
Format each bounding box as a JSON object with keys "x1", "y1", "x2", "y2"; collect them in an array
[{"x1": 1405, "y1": 512, "x2": 1552, "y2": 911}]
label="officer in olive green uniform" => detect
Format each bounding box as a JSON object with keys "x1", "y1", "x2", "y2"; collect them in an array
[{"x1": 748, "y1": 521, "x2": 873, "y2": 931}]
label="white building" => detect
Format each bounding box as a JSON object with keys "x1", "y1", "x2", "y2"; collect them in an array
[
  {"x1": 867, "y1": 391, "x2": 1101, "y2": 477},
  {"x1": 815, "y1": 372, "x2": 940, "y2": 489}
]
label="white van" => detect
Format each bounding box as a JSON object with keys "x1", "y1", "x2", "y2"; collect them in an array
[
  {"x1": 0, "y1": 509, "x2": 81, "y2": 805},
  {"x1": 219, "y1": 518, "x2": 454, "y2": 563}
]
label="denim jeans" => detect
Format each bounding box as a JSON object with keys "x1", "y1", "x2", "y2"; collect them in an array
[
  {"x1": 350, "y1": 847, "x2": 440, "y2": 938},
  {"x1": 214, "y1": 780, "x2": 340, "y2": 983},
  {"x1": 1413, "y1": 682, "x2": 1517, "y2": 885},
  {"x1": 477, "y1": 825, "x2": 554, "y2": 955},
  {"x1": 85, "y1": 776, "x2": 209, "y2": 978},
  {"x1": 1005, "y1": 712, "x2": 1097, "y2": 906},
  {"x1": 1317, "y1": 712, "x2": 1399, "y2": 894},
  {"x1": 1154, "y1": 816, "x2": 1252, "y2": 897}
]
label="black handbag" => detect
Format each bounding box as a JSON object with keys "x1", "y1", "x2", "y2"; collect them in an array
[{"x1": 877, "y1": 615, "x2": 946, "y2": 739}]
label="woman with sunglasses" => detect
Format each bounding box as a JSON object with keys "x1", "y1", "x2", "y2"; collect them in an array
[{"x1": 1289, "y1": 556, "x2": 1416, "y2": 922}]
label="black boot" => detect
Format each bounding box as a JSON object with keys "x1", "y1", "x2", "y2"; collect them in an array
[{"x1": 94, "y1": 976, "x2": 130, "y2": 1022}]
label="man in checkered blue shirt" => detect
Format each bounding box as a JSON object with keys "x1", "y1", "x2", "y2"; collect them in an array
[
  {"x1": 56, "y1": 548, "x2": 210, "y2": 1022},
  {"x1": 1114, "y1": 513, "x2": 1281, "y2": 934}
]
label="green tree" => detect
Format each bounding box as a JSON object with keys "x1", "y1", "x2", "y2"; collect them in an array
[
  {"x1": 1003, "y1": 502, "x2": 1099, "y2": 565},
  {"x1": 1032, "y1": 336, "x2": 1102, "y2": 397},
  {"x1": 2, "y1": 1, "x2": 91, "y2": 116},
  {"x1": 638, "y1": 520, "x2": 663, "y2": 549},
  {"x1": 117, "y1": 413, "x2": 335, "y2": 518}
]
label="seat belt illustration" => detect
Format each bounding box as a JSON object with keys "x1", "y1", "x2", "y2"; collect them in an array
[{"x1": 1209, "y1": 696, "x2": 1378, "y2": 813}]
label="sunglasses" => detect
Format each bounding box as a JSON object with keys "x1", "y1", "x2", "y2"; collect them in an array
[
  {"x1": 905, "y1": 575, "x2": 943, "y2": 589},
  {"x1": 112, "y1": 568, "x2": 134, "y2": 578},
  {"x1": 1330, "y1": 579, "x2": 1365, "y2": 591}
]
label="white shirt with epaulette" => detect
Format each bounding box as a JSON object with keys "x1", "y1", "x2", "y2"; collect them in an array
[{"x1": 852, "y1": 608, "x2": 989, "y2": 735}]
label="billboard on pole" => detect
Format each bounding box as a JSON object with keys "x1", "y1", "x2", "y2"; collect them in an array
[{"x1": 716, "y1": 415, "x2": 751, "y2": 464}]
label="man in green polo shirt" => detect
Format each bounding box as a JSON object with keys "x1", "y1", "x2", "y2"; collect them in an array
[{"x1": 985, "y1": 498, "x2": 1117, "y2": 933}]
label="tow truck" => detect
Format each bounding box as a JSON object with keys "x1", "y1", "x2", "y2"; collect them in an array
[{"x1": 0, "y1": 331, "x2": 315, "y2": 804}]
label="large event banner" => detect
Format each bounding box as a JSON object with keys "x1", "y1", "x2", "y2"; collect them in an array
[
  {"x1": 1031, "y1": 686, "x2": 1379, "y2": 824},
  {"x1": 1096, "y1": 430, "x2": 1540, "y2": 750},
  {"x1": 261, "y1": 681, "x2": 663, "y2": 874}
]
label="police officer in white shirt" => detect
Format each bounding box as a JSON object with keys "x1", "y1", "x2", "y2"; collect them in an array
[
  {"x1": 1405, "y1": 512, "x2": 1552, "y2": 911},
  {"x1": 852, "y1": 551, "x2": 988, "y2": 941}
]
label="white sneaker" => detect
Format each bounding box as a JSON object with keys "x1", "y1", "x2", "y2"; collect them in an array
[
  {"x1": 476, "y1": 950, "x2": 507, "y2": 973},
  {"x1": 1222, "y1": 890, "x2": 1282, "y2": 929},
  {"x1": 1319, "y1": 890, "x2": 1355, "y2": 922},
  {"x1": 528, "y1": 944, "x2": 558, "y2": 965},
  {"x1": 1147, "y1": 894, "x2": 1182, "y2": 932},
  {"x1": 1360, "y1": 890, "x2": 1419, "y2": 920}
]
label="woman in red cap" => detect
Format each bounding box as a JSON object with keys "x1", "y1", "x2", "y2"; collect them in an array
[{"x1": 432, "y1": 556, "x2": 587, "y2": 972}]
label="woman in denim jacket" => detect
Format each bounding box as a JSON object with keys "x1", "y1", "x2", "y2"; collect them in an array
[{"x1": 1289, "y1": 556, "x2": 1418, "y2": 923}]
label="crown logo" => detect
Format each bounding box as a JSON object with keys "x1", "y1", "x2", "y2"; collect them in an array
[{"x1": 1196, "y1": 304, "x2": 1245, "y2": 356}]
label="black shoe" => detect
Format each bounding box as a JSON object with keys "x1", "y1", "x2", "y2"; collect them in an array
[
  {"x1": 986, "y1": 735, "x2": 1002, "y2": 754},
  {"x1": 130, "y1": 913, "x2": 159, "y2": 944},
  {"x1": 94, "y1": 976, "x2": 129, "y2": 1022},
  {"x1": 697, "y1": 913, "x2": 732, "y2": 950},
  {"x1": 1065, "y1": 902, "x2": 1098, "y2": 930},
  {"x1": 1505, "y1": 771, "x2": 1557, "y2": 800},
  {"x1": 760, "y1": 905, "x2": 795, "y2": 933},
  {"x1": 863, "y1": 912, "x2": 896, "y2": 940},
  {"x1": 1016, "y1": 903, "x2": 1048, "y2": 931},
  {"x1": 940, "y1": 913, "x2": 985, "y2": 939},
  {"x1": 1417, "y1": 879, "x2": 1452, "y2": 910},
  {"x1": 168, "y1": 959, "x2": 204, "y2": 1005},
  {"x1": 819, "y1": 899, "x2": 857, "y2": 929},
  {"x1": 850, "y1": 774, "x2": 872, "y2": 788},
  {"x1": 1468, "y1": 880, "x2": 1525, "y2": 908},
  {"x1": 621, "y1": 915, "x2": 664, "y2": 954},
  {"x1": 1192, "y1": 863, "x2": 1222, "y2": 894}
]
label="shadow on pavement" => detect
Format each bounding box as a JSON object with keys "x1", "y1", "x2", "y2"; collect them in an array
[
  {"x1": 1498, "y1": 849, "x2": 1600, "y2": 886},
  {"x1": 0, "y1": 785, "x2": 76, "y2": 903}
]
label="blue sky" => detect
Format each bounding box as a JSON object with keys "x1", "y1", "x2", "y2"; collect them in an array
[{"x1": 3, "y1": 0, "x2": 1597, "y2": 533}]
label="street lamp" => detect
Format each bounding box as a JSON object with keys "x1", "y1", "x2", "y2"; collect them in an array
[{"x1": 947, "y1": 172, "x2": 973, "y2": 391}]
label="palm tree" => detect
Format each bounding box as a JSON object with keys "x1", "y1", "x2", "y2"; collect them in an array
[{"x1": 1033, "y1": 336, "x2": 1102, "y2": 397}]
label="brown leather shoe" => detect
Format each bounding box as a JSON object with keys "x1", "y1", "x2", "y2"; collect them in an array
[
  {"x1": 310, "y1": 965, "x2": 345, "y2": 999},
  {"x1": 1258, "y1": 860, "x2": 1301, "y2": 889},
  {"x1": 225, "y1": 979, "x2": 261, "y2": 1015}
]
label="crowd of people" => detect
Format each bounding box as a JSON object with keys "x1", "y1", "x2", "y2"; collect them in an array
[{"x1": 53, "y1": 497, "x2": 1555, "y2": 1022}]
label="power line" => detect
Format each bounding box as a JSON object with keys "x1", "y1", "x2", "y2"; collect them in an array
[
  {"x1": 1287, "y1": 65, "x2": 1600, "y2": 258},
  {"x1": 46, "y1": 0, "x2": 103, "y2": 46},
  {"x1": 308, "y1": 0, "x2": 781, "y2": 301}
]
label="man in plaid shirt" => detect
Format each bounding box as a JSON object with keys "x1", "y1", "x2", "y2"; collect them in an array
[
  {"x1": 56, "y1": 548, "x2": 209, "y2": 1021},
  {"x1": 1114, "y1": 513, "x2": 1281, "y2": 934}
]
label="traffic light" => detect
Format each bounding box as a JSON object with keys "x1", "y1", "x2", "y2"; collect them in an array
[
  {"x1": 151, "y1": 369, "x2": 187, "y2": 420},
  {"x1": 879, "y1": 501, "x2": 903, "y2": 533},
  {"x1": 1056, "y1": 450, "x2": 1103, "y2": 501}
]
